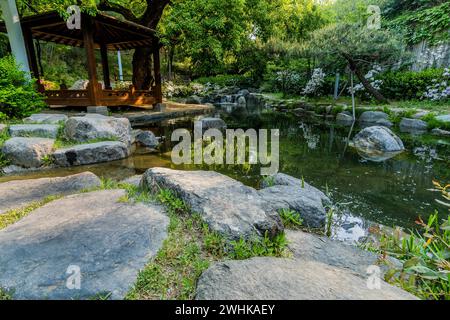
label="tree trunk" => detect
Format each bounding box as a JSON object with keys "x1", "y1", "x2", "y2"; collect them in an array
[
  {"x1": 132, "y1": 47, "x2": 153, "y2": 90},
  {"x1": 343, "y1": 53, "x2": 389, "y2": 104}
]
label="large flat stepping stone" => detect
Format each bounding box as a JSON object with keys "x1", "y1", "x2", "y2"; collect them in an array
[
  {"x1": 142, "y1": 168, "x2": 283, "y2": 240},
  {"x1": 0, "y1": 189, "x2": 169, "y2": 299},
  {"x1": 195, "y1": 257, "x2": 417, "y2": 300},
  {"x1": 286, "y1": 230, "x2": 400, "y2": 277},
  {"x1": 23, "y1": 113, "x2": 68, "y2": 124},
  {"x1": 53, "y1": 141, "x2": 129, "y2": 166},
  {"x1": 0, "y1": 172, "x2": 101, "y2": 215},
  {"x1": 1, "y1": 137, "x2": 54, "y2": 168},
  {"x1": 9, "y1": 124, "x2": 59, "y2": 138}
]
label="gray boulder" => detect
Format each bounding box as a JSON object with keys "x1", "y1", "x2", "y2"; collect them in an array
[
  {"x1": 412, "y1": 111, "x2": 429, "y2": 119},
  {"x1": 286, "y1": 230, "x2": 400, "y2": 277},
  {"x1": 9, "y1": 124, "x2": 60, "y2": 138},
  {"x1": 336, "y1": 112, "x2": 354, "y2": 126},
  {"x1": 0, "y1": 172, "x2": 101, "y2": 215},
  {"x1": 64, "y1": 114, "x2": 132, "y2": 146},
  {"x1": 399, "y1": 118, "x2": 428, "y2": 133},
  {"x1": 1, "y1": 137, "x2": 54, "y2": 168},
  {"x1": 237, "y1": 96, "x2": 246, "y2": 107},
  {"x1": 237, "y1": 89, "x2": 250, "y2": 97},
  {"x1": 435, "y1": 114, "x2": 450, "y2": 123},
  {"x1": 23, "y1": 113, "x2": 68, "y2": 124},
  {"x1": 353, "y1": 126, "x2": 404, "y2": 159},
  {"x1": 359, "y1": 111, "x2": 393, "y2": 128},
  {"x1": 259, "y1": 185, "x2": 328, "y2": 228},
  {"x1": 0, "y1": 189, "x2": 169, "y2": 299},
  {"x1": 53, "y1": 141, "x2": 129, "y2": 167},
  {"x1": 0, "y1": 124, "x2": 7, "y2": 132},
  {"x1": 141, "y1": 168, "x2": 283, "y2": 240},
  {"x1": 432, "y1": 128, "x2": 450, "y2": 137},
  {"x1": 195, "y1": 257, "x2": 417, "y2": 300},
  {"x1": 199, "y1": 117, "x2": 227, "y2": 131},
  {"x1": 134, "y1": 130, "x2": 159, "y2": 148},
  {"x1": 186, "y1": 95, "x2": 202, "y2": 104}
]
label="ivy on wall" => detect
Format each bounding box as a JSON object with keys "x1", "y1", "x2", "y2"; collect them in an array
[{"x1": 386, "y1": 2, "x2": 450, "y2": 45}]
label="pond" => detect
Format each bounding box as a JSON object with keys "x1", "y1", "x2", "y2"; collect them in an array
[{"x1": 2, "y1": 109, "x2": 449, "y2": 242}]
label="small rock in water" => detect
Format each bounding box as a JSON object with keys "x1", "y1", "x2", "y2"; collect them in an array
[
  {"x1": 399, "y1": 118, "x2": 428, "y2": 133},
  {"x1": 431, "y1": 128, "x2": 450, "y2": 137},
  {"x1": 134, "y1": 130, "x2": 159, "y2": 148},
  {"x1": 336, "y1": 112, "x2": 354, "y2": 126},
  {"x1": 199, "y1": 117, "x2": 227, "y2": 131},
  {"x1": 53, "y1": 141, "x2": 129, "y2": 166},
  {"x1": 435, "y1": 114, "x2": 450, "y2": 123}
]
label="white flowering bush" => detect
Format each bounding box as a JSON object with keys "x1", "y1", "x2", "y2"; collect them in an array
[
  {"x1": 348, "y1": 65, "x2": 383, "y2": 95},
  {"x1": 423, "y1": 68, "x2": 450, "y2": 101},
  {"x1": 302, "y1": 68, "x2": 326, "y2": 96}
]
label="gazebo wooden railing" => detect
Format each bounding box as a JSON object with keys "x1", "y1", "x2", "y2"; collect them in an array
[{"x1": 0, "y1": 11, "x2": 162, "y2": 108}]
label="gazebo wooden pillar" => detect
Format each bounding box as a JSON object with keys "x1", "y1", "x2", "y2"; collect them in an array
[{"x1": 0, "y1": 11, "x2": 163, "y2": 108}]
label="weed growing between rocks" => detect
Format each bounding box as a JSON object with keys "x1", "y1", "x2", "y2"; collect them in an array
[
  {"x1": 279, "y1": 208, "x2": 303, "y2": 229},
  {"x1": 0, "y1": 195, "x2": 62, "y2": 230}
]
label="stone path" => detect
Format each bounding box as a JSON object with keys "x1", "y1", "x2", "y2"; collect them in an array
[
  {"x1": 0, "y1": 172, "x2": 101, "y2": 214},
  {"x1": 195, "y1": 257, "x2": 417, "y2": 300},
  {"x1": 0, "y1": 189, "x2": 168, "y2": 299}
]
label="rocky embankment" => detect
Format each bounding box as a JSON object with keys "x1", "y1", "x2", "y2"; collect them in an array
[{"x1": 0, "y1": 113, "x2": 161, "y2": 174}]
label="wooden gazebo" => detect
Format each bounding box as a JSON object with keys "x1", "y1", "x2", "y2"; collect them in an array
[{"x1": 0, "y1": 11, "x2": 162, "y2": 108}]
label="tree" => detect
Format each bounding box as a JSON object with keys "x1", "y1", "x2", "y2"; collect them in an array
[
  {"x1": 309, "y1": 23, "x2": 403, "y2": 103},
  {"x1": 15, "y1": 0, "x2": 171, "y2": 90},
  {"x1": 160, "y1": 0, "x2": 247, "y2": 77}
]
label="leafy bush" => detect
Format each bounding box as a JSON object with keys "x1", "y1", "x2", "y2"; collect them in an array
[
  {"x1": 363, "y1": 181, "x2": 450, "y2": 300},
  {"x1": 0, "y1": 56, "x2": 46, "y2": 119},
  {"x1": 194, "y1": 74, "x2": 254, "y2": 88},
  {"x1": 378, "y1": 69, "x2": 444, "y2": 100}
]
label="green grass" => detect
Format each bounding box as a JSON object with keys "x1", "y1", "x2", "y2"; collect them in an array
[
  {"x1": 0, "y1": 195, "x2": 62, "y2": 230},
  {"x1": 0, "y1": 127, "x2": 10, "y2": 168},
  {"x1": 126, "y1": 187, "x2": 289, "y2": 300}
]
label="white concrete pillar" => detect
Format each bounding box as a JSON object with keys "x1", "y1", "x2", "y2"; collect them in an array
[{"x1": 0, "y1": 0, "x2": 30, "y2": 74}]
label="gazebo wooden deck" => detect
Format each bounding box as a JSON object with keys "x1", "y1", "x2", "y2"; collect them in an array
[{"x1": 0, "y1": 11, "x2": 162, "y2": 108}]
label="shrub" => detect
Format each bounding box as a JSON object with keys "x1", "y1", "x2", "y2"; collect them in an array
[
  {"x1": 0, "y1": 55, "x2": 46, "y2": 119},
  {"x1": 378, "y1": 69, "x2": 444, "y2": 100}
]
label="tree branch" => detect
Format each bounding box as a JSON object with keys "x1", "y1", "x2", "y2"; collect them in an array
[{"x1": 98, "y1": 0, "x2": 139, "y2": 23}]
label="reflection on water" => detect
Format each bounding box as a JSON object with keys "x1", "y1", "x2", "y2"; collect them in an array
[{"x1": 1, "y1": 111, "x2": 449, "y2": 242}]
